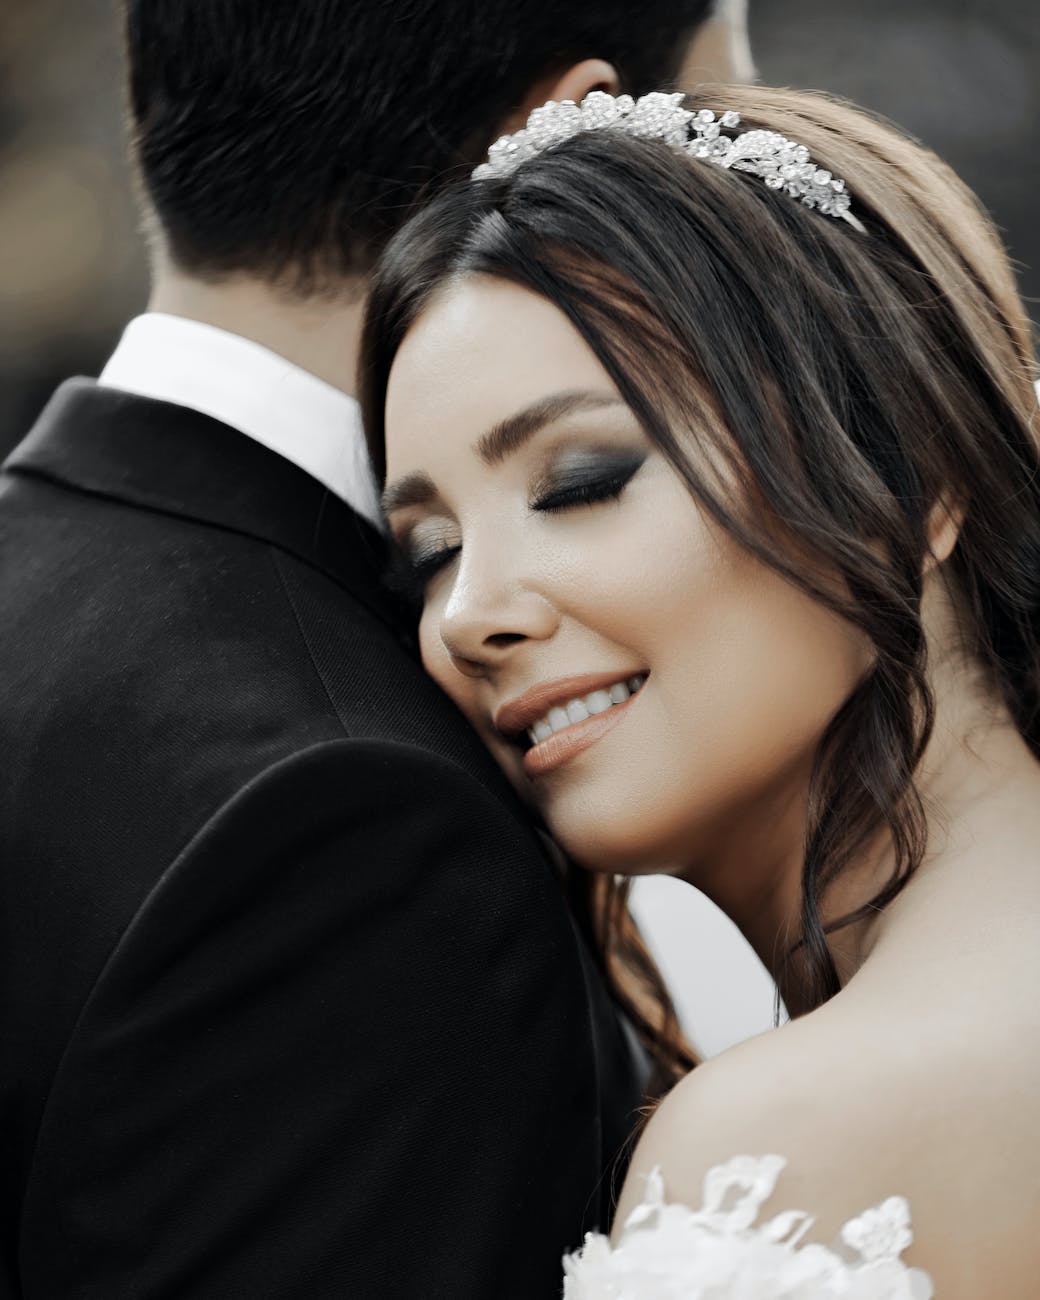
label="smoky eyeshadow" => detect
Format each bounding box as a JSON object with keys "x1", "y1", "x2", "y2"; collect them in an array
[{"x1": 531, "y1": 446, "x2": 648, "y2": 501}]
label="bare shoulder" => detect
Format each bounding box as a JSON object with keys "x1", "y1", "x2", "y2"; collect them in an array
[
  {"x1": 617, "y1": 995, "x2": 1040, "y2": 1296},
  {"x1": 617, "y1": 1006, "x2": 885, "y2": 1234}
]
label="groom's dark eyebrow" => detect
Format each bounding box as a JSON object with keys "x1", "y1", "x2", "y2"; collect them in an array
[{"x1": 381, "y1": 389, "x2": 624, "y2": 516}]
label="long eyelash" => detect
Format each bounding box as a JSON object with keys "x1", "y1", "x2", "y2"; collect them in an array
[
  {"x1": 532, "y1": 462, "x2": 642, "y2": 515},
  {"x1": 385, "y1": 541, "x2": 460, "y2": 605}
]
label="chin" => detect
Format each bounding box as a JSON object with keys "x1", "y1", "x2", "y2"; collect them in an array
[
  {"x1": 536, "y1": 770, "x2": 758, "y2": 882},
  {"x1": 539, "y1": 798, "x2": 689, "y2": 876}
]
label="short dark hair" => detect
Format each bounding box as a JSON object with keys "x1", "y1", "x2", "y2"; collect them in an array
[
  {"x1": 360, "y1": 86, "x2": 1039, "y2": 1032},
  {"x1": 123, "y1": 0, "x2": 713, "y2": 287}
]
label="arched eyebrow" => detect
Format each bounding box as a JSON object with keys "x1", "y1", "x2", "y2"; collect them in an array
[
  {"x1": 381, "y1": 470, "x2": 437, "y2": 516},
  {"x1": 476, "y1": 389, "x2": 624, "y2": 465},
  {"x1": 381, "y1": 388, "x2": 624, "y2": 516}
]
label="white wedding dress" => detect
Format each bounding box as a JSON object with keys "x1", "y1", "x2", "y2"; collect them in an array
[{"x1": 563, "y1": 1155, "x2": 933, "y2": 1298}]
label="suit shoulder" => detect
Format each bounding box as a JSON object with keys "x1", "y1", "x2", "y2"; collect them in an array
[
  {"x1": 196, "y1": 735, "x2": 524, "y2": 842},
  {"x1": 121, "y1": 738, "x2": 553, "y2": 950}
]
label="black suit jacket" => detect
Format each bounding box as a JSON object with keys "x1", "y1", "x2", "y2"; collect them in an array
[{"x1": 0, "y1": 381, "x2": 644, "y2": 1298}]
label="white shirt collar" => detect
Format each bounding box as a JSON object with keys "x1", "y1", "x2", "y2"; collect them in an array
[{"x1": 98, "y1": 312, "x2": 383, "y2": 529}]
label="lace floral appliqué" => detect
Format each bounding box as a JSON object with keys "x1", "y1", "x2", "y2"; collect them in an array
[{"x1": 563, "y1": 1155, "x2": 933, "y2": 1298}]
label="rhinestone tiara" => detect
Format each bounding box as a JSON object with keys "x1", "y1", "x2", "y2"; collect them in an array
[{"x1": 473, "y1": 90, "x2": 865, "y2": 234}]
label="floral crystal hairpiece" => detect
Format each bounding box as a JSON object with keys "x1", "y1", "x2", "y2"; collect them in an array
[{"x1": 473, "y1": 90, "x2": 866, "y2": 234}]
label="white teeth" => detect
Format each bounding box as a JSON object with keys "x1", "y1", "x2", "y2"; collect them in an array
[
  {"x1": 525, "y1": 675, "x2": 647, "y2": 747},
  {"x1": 585, "y1": 690, "x2": 613, "y2": 715}
]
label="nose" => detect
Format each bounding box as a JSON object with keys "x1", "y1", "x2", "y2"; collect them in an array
[{"x1": 438, "y1": 544, "x2": 558, "y2": 677}]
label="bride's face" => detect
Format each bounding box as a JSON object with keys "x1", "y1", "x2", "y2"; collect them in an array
[{"x1": 383, "y1": 277, "x2": 870, "y2": 880}]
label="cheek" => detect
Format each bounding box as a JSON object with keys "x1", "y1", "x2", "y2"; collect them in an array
[
  {"x1": 532, "y1": 471, "x2": 711, "y2": 633},
  {"x1": 652, "y1": 526, "x2": 870, "y2": 772},
  {"x1": 609, "y1": 476, "x2": 869, "y2": 733},
  {"x1": 675, "y1": 575, "x2": 867, "y2": 777},
  {"x1": 537, "y1": 499, "x2": 873, "y2": 870}
]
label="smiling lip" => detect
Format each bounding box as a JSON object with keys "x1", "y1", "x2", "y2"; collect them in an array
[
  {"x1": 521, "y1": 691, "x2": 640, "y2": 777},
  {"x1": 495, "y1": 671, "x2": 646, "y2": 740},
  {"x1": 493, "y1": 671, "x2": 647, "y2": 779}
]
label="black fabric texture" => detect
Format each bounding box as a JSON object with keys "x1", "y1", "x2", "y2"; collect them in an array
[{"x1": 0, "y1": 381, "x2": 645, "y2": 1298}]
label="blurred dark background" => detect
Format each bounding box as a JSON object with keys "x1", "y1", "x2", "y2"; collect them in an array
[{"x1": 1, "y1": 0, "x2": 1036, "y2": 456}]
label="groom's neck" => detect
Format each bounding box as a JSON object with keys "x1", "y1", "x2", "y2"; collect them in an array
[{"x1": 148, "y1": 262, "x2": 367, "y2": 399}]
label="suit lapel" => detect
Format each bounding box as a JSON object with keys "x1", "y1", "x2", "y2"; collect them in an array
[{"x1": 4, "y1": 379, "x2": 407, "y2": 632}]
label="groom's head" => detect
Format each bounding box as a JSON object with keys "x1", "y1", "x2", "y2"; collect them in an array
[{"x1": 123, "y1": 0, "x2": 747, "y2": 294}]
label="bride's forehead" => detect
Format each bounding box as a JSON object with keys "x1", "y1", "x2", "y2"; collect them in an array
[
  {"x1": 395, "y1": 279, "x2": 595, "y2": 375},
  {"x1": 385, "y1": 280, "x2": 611, "y2": 452}
]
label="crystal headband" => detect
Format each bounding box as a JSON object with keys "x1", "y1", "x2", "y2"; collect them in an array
[{"x1": 473, "y1": 90, "x2": 865, "y2": 234}]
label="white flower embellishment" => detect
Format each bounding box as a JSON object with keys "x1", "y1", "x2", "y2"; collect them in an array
[{"x1": 563, "y1": 1155, "x2": 933, "y2": 1298}]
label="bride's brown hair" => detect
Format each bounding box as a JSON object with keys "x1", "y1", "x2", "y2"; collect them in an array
[{"x1": 360, "y1": 85, "x2": 1039, "y2": 1089}]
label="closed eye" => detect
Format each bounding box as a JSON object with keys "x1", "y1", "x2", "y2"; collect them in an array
[
  {"x1": 531, "y1": 453, "x2": 645, "y2": 514},
  {"x1": 386, "y1": 539, "x2": 461, "y2": 604}
]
